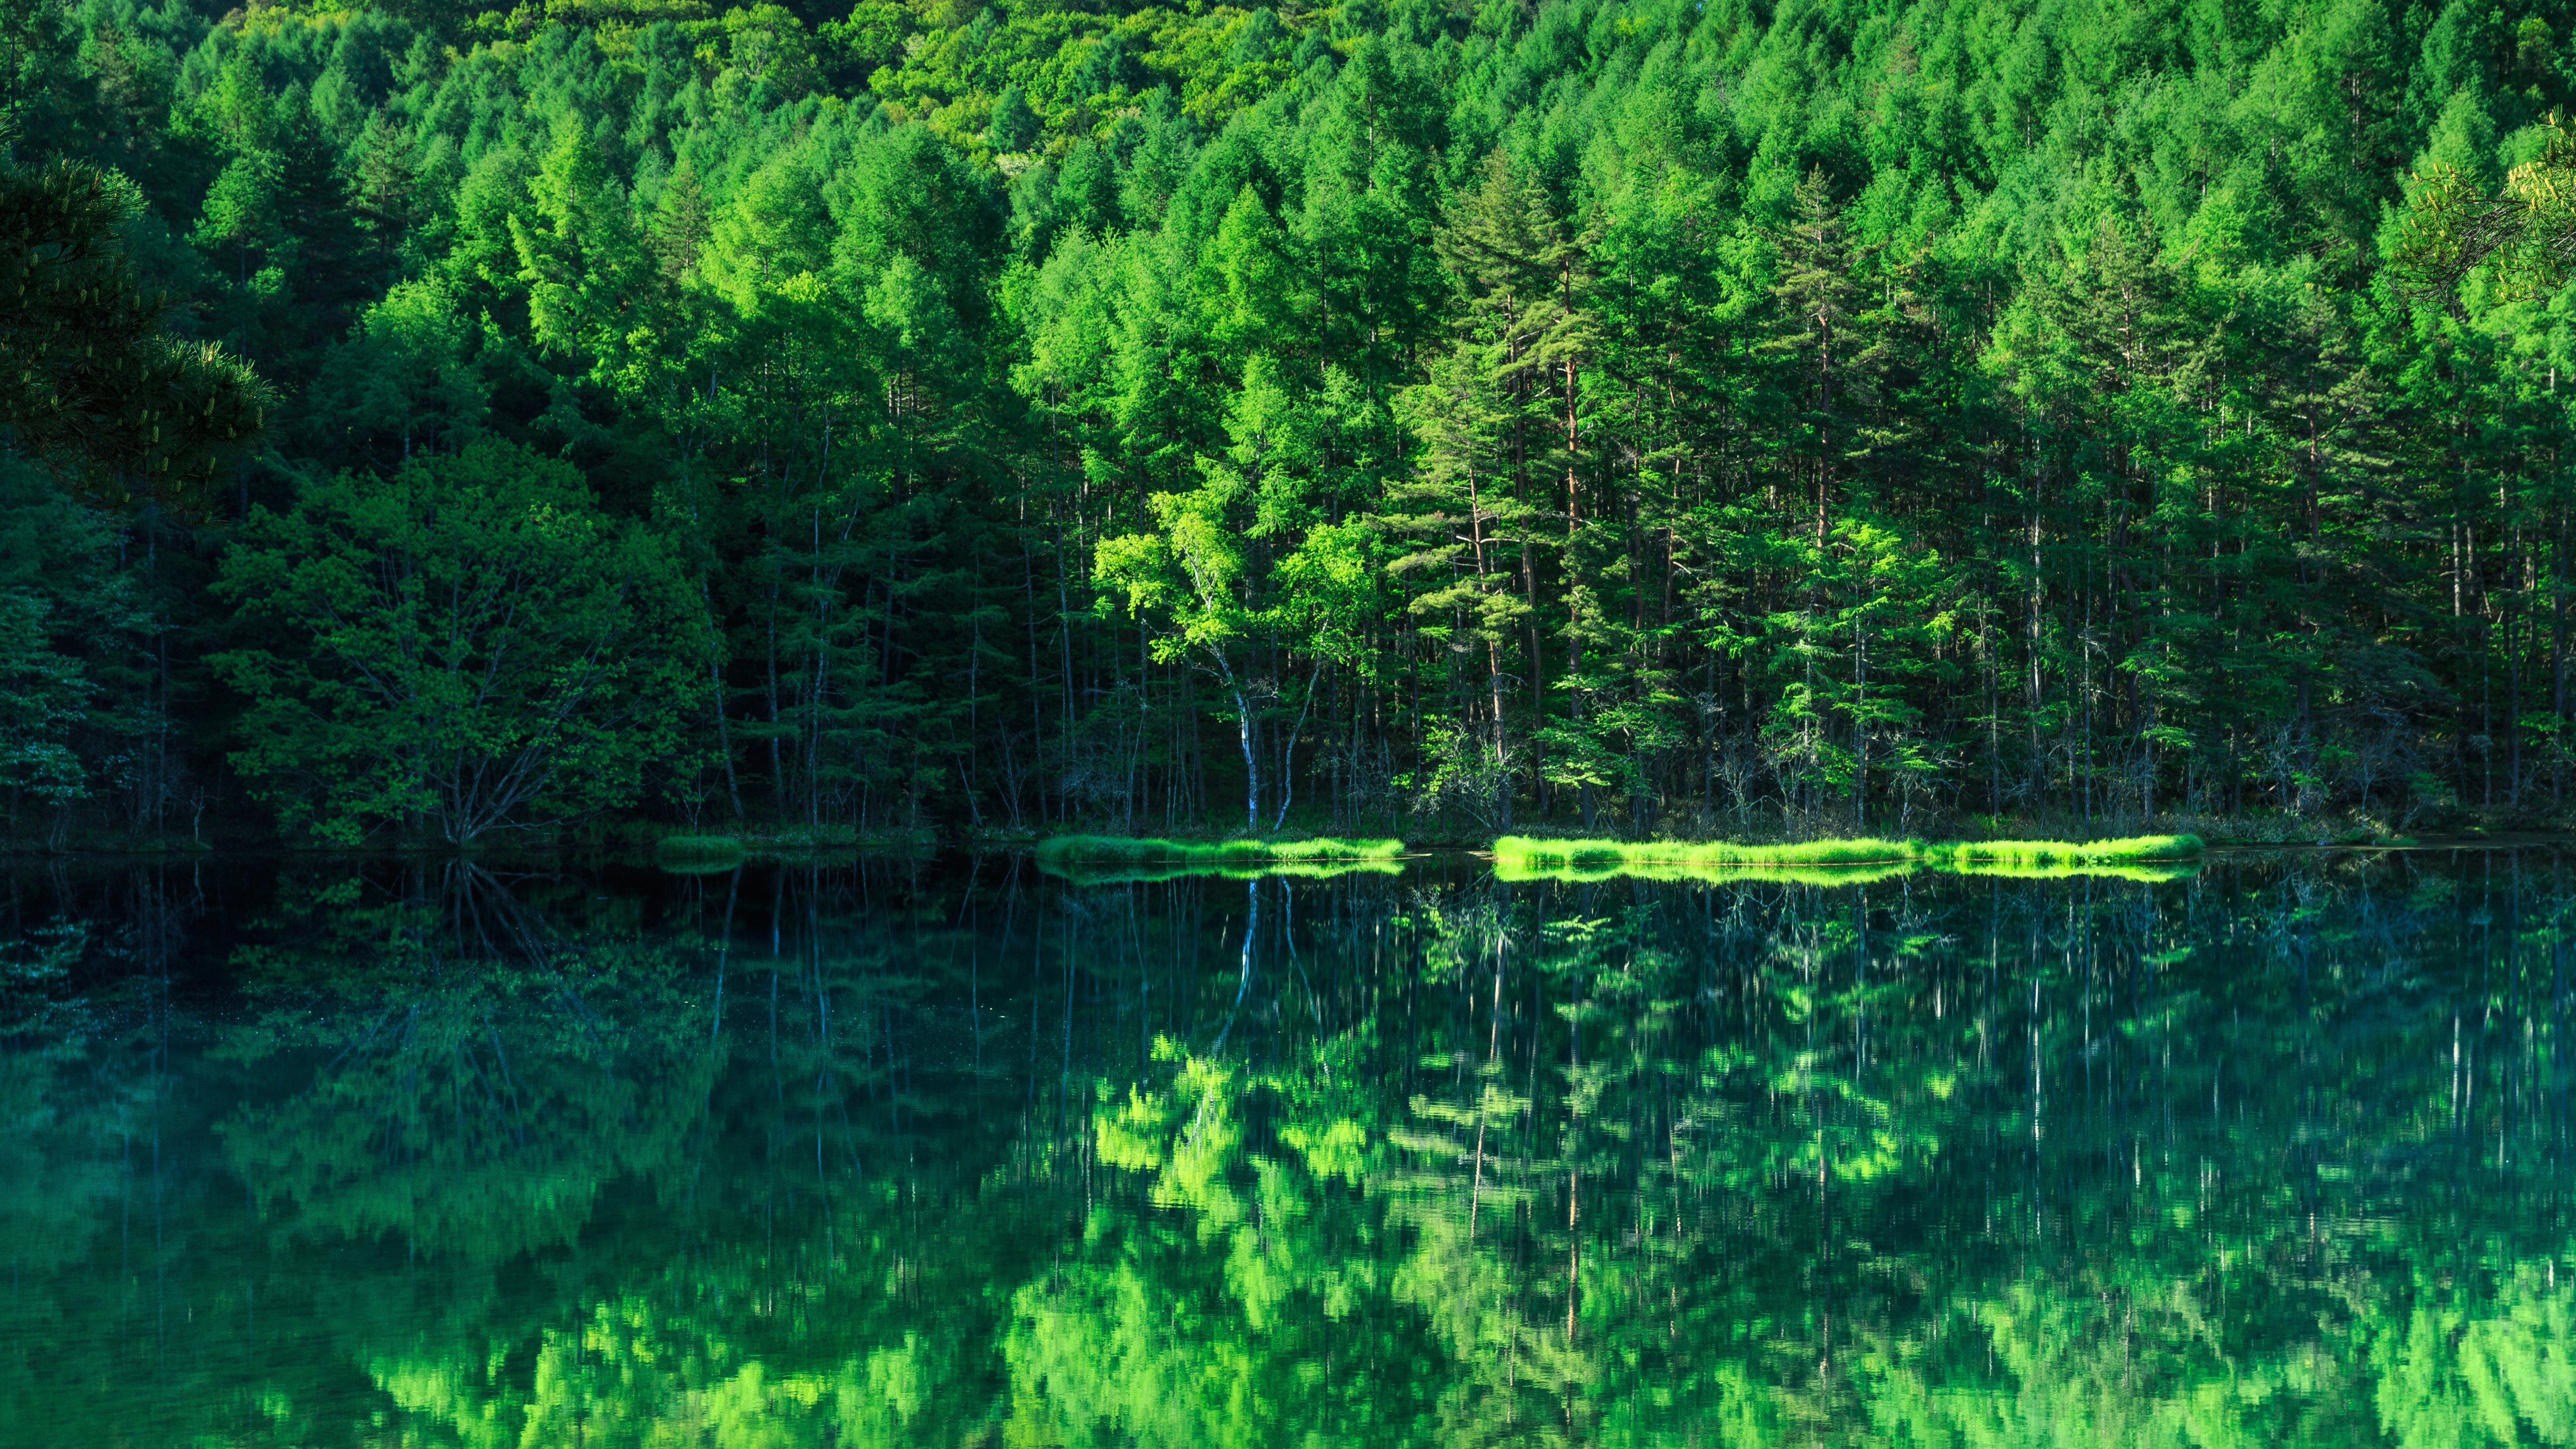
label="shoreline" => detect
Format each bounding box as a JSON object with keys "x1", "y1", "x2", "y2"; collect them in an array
[{"x1": 13, "y1": 828, "x2": 2576, "y2": 862}]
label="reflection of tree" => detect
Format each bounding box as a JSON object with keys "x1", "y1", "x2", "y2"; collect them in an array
[
  {"x1": 216, "y1": 863, "x2": 715, "y2": 1264},
  {"x1": 1381, "y1": 890, "x2": 1580, "y2": 1441},
  {"x1": 1009, "y1": 1029, "x2": 1448, "y2": 1447},
  {"x1": 6, "y1": 854, "x2": 2576, "y2": 1446},
  {"x1": 1055, "y1": 858, "x2": 2576, "y2": 1447},
  {"x1": 367, "y1": 1288, "x2": 1003, "y2": 1449},
  {"x1": 296, "y1": 858, "x2": 1061, "y2": 1448},
  {"x1": 0, "y1": 912, "x2": 143, "y2": 1276}
]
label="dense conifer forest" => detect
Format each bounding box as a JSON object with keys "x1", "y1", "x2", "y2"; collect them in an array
[{"x1": 5, "y1": 0, "x2": 2576, "y2": 846}]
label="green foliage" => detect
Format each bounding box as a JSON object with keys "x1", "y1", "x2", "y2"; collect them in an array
[
  {"x1": 2399, "y1": 110, "x2": 2576, "y2": 298},
  {"x1": 0, "y1": 589, "x2": 89, "y2": 809},
  {"x1": 0, "y1": 455, "x2": 135, "y2": 819},
  {"x1": 0, "y1": 158, "x2": 269, "y2": 510},
  {"x1": 1936, "y1": 833, "x2": 2207, "y2": 864},
  {"x1": 301, "y1": 277, "x2": 490, "y2": 469},
  {"x1": 12, "y1": 0, "x2": 2576, "y2": 846},
  {"x1": 1493, "y1": 833, "x2": 1924, "y2": 866},
  {"x1": 653, "y1": 831, "x2": 749, "y2": 867},
  {"x1": 212, "y1": 440, "x2": 712, "y2": 842}
]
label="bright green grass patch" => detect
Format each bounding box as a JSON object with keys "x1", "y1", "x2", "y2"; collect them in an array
[
  {"x1": 1929, "y1": 834, "x2": 2204, "y2": 864},
  {"x1": 1491, "y1": 836, "x2": 1923, "y2": 867},
  {"x1": 1494, "y1": 832, "x2": 2200, "y2": 868},
  {"x1": 1494, "y1": 857, "x2": 1918, "y2": 888},
  {"x1": 655, "y1": 835, "x2": 750, "y2": 872},
  {"x1": 1488, "y1": 833, "x2": 2202, "y2": 885},
  {"x1": 1033, "y1": 836, "x2": 1404, "y2": 865},
  {"x1": 1497, "y1": 857, "x2": 2197, "y2": 887},
  {"x1": 657, "y1": 834, "x2": 748, "y2": 856}
]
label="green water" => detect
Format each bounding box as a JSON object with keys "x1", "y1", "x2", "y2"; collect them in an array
[{"x1": 1, "y1": 850, "x2": 2569, "y2": 1447}]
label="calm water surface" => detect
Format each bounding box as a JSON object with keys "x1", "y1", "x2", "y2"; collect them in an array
[{"x1": 2, "y1": 849, "x2": 2569, "y2": 1446}]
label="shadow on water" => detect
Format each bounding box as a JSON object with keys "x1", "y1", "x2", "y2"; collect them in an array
[{"x1": 1, "y1": 847, "x2": 2571, "y2": 1446}]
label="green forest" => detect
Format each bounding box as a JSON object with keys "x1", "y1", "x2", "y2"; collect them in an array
[{"x1": 7, "y1": 0, "x2": 2576, "y2": 847}]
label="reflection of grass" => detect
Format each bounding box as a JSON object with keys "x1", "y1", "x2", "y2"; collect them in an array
[
  {"x1": 1936, "y1": 860, "x2": 2203, "y2": 883},
  {"x1": 1043, "y1": 859, "x2": 1408, "y2": 885},
  {"x1": 1492, "y1": 836, "x2": 1922, "y2": 867},
  {"x1": 655, "y1": 836, "x2": 749, "y2": 872},
  {"x1": 1488, "y1": 833, "x2": 2205, "y2": 886},
  {"x1": 1034, "y1": 836, "x2": 1404, "y2": 865},
  {"x1": 1494, "y1": 858, "x2": 1918, "y2": 888}
]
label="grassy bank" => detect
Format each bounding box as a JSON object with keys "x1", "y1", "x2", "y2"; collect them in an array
[
  {"x1": 1494, "y1": 857, "x2": 1919, "y2": 888},
  {"x1": 1492, "y1": 836, "x2": 1924, "y2": 867},
  {"x1": 1494, "y1": 858, "x2": 2195, "y2": 887},
  {"x1": 1931, "y1": 834, "x2": 2204, "y2": 864},
  {"x1": 653, "y1": 836, "x2": 750, "y2": 871},
  {"x1": 1033, "y1": 836, "x2": 1404, "y2": 865},
  {"x1": 1490, "y1": 833, "x2": 2204, "y2": 883},
  {"x1": 1495, "y1": 833, "x2": 2200, "y2": 865}
]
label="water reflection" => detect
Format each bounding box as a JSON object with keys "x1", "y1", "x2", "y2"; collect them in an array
[{"x1": 0, "y1": 850, "x2": 2569, "y2": 1446}]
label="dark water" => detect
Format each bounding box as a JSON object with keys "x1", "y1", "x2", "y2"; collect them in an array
[{"x1": 1, "y1": 849, "x2": 2569, "y2": 1447}]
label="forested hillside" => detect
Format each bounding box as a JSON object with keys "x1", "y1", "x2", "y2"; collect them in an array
[{"x1": 4, "y1": 0, "x2": 2575, "y2": 845}]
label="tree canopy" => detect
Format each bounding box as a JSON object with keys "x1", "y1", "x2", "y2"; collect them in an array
[{"x1": 3, "y1": 0, "x2": 2575, "y2": 843}]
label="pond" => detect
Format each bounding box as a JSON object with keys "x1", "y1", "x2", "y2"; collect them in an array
[{"x1": 0, "y1": 849, "x2": 2567, "y2": 1447}]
